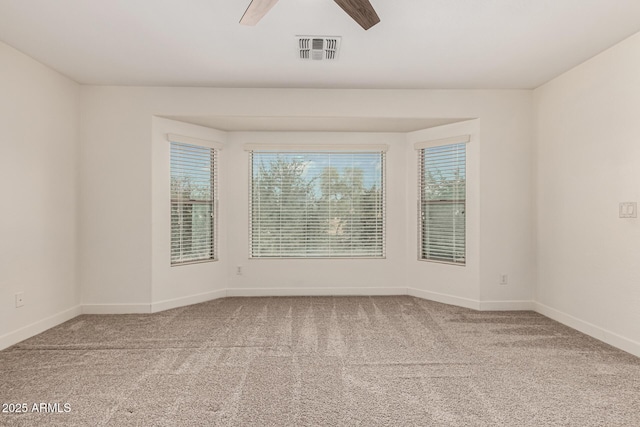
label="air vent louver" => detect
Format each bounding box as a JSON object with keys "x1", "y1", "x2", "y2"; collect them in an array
[{"x1": 297, "y1": 36, "x2": 341, "y2": 61}]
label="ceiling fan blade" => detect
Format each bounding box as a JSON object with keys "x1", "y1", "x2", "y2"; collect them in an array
[
  {"x1": 333, "y1": 0, "x2": 380, "y2": 30},
  {"x1": 240, "y1": 0, "x2": 280, "y2": 26}
]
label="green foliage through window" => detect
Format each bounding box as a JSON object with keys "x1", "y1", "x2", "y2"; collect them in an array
[{"x1": 250, "y1": 151, "x2": 385, "y2": 258}]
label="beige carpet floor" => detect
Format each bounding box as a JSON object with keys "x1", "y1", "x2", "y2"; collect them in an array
[{"x1": 1, "y1": 296, "x2": 639, "y2": 426}]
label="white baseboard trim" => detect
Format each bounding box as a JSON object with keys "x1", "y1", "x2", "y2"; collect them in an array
[
  {"x1": 406, "y1": 289, "x2": 535, "y2": 312},
  {"x1": 152, "y1": 289, "x2": 227, "y2": 313},
  {"x1": 534, "y1": 302, "x2": 640, "y2": 358},
  {"x1": 0, "y1": 305, "x2": 82, "y2": 351},
  {"x1": 479, "y1": 300, "x2": 535, "y2": 311},
  {"x1": 407, "y1": 288, "x2": 481, "y2": 310},
  {"x1": 81, "y1": 303, "x2": 151, "y2": 314},
  {"x1": 227, "y1": 287, "x2": 406, "y2": 297},
  {"x1": 6, "y1": 293, "x2": 635, "y2": 360}
]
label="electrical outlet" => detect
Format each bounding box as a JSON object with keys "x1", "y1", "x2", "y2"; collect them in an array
[
  {"x1": 619, "y1": 202, "x2": 637, "y2": 218},
  {"x1": 499, "y1": 274, "x2": 508, "y2": 285},
  {"x1": 15, "y1": 292, "x2": 24, "y2": 308},
  {"x1": 236, "y1": 266, "x2": 243, "y2": 276}
]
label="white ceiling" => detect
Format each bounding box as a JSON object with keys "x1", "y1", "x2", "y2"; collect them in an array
[{"x1": 1, "y1": 0, "x2": 640, "y2": 89}]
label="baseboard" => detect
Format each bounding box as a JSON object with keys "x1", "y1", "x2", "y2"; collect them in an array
[
  {"x1": 81, "y1": 303, "x2": 151, "y2": 314},
  {"x1": 4, "y1": 294, "x2": 635, "y2": 359},
  {"x1": 152, "y1": 289, "x2": 227, "y2": 313},
  {"x1": 226, "y1": 287, "x2": 406, "y2": 297},
  {"x1": 479, "y1": 300, "x2": 535, "y2": 311},
  {"x1": 407, "y1": 288, "x2": 481, "y2": 310},
  {"x1": 0, "y1": 305, "x2": 82, "y2": 351},
  {"x1": 534, "y1": 302, "x2": 640, "y2": 358}
]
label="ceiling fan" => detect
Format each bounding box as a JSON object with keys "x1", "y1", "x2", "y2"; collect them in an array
[{"x1": 240, "y1": 0, "x2": 380, "y2": 30}]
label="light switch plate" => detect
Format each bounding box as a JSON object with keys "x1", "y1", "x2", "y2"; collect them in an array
[{"x1": 619, "y1": 202, "x2": 637, "y2": 218}]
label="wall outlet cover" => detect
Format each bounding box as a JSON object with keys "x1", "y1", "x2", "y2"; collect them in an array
[{"x1": 619, "y1": 202, "x2": 637, "y2": 218}]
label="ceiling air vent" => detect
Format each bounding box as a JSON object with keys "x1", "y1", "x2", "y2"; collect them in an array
[{"x1": 297, "y1": 36, "x2": 341, "y2": 61}]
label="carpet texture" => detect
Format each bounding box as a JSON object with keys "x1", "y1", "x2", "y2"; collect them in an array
[{"x1": 1, "y1": 296, "x2": 638, "y2": 426}]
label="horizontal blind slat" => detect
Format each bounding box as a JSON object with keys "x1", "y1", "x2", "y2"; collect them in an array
[
  {"x1": 419, "y1": 142, "x2": 466, "y2": 264},
  {"x1": 171, "y1": 141, "x2": 217, "y2": 265},
  {"x1": 250, "y1": 151, "x2": 385, "y2": 258}
]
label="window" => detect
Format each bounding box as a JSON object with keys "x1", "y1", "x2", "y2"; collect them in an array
[
  {"x1": 249, "y1": 148, "x2": 385, "y2": 258},
  {"x1": 170, "y1": 141, "x2": 217, "y2": 265},
  {"x1": 418, "y1": 140, "x2": 466, "y2": 264}
]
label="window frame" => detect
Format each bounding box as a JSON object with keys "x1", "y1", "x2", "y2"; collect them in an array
[
  {"x1": 246, "y1": 145, "x2": 388, "y2": 260},
  {"x1": 169, "y1": 136, "x2": 219, "y2": 266},
  {"x1": 416, "y1": 136, "x2": 469, "y2": 266}
]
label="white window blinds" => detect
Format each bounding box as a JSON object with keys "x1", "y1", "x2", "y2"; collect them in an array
[
  {"x1": 250, "y1": 151, "x2": 385, "y2": 258},
  {"x1": 170, "y1": 141, "x2": 217, "y2": 265},
  {"x1": 419, "y1": 142, "x2": 466, "y2": 264}
]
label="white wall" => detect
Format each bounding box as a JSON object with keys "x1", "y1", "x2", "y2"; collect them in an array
[
  {"x1": 534, "y1": 32, "x2": 640, "y2": 354},
  {"x1": 79, "y1": 88, "x2": 534, "y2": 308},
  {"x1": 226, "y1": 131, "x2": 407, "y2": 295},
  {"x1": 150, "y1": 118, "x2": 228, "y2": 311},
  {"x1": 0, "y1": 42, "x2": 80, "y2": 349},
  {"x1": 79, "y1": 89, "x2": 154, "y2": 309},
  {"x1": 405, "y1": 120, "x2": 482, "y2": 308}
]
